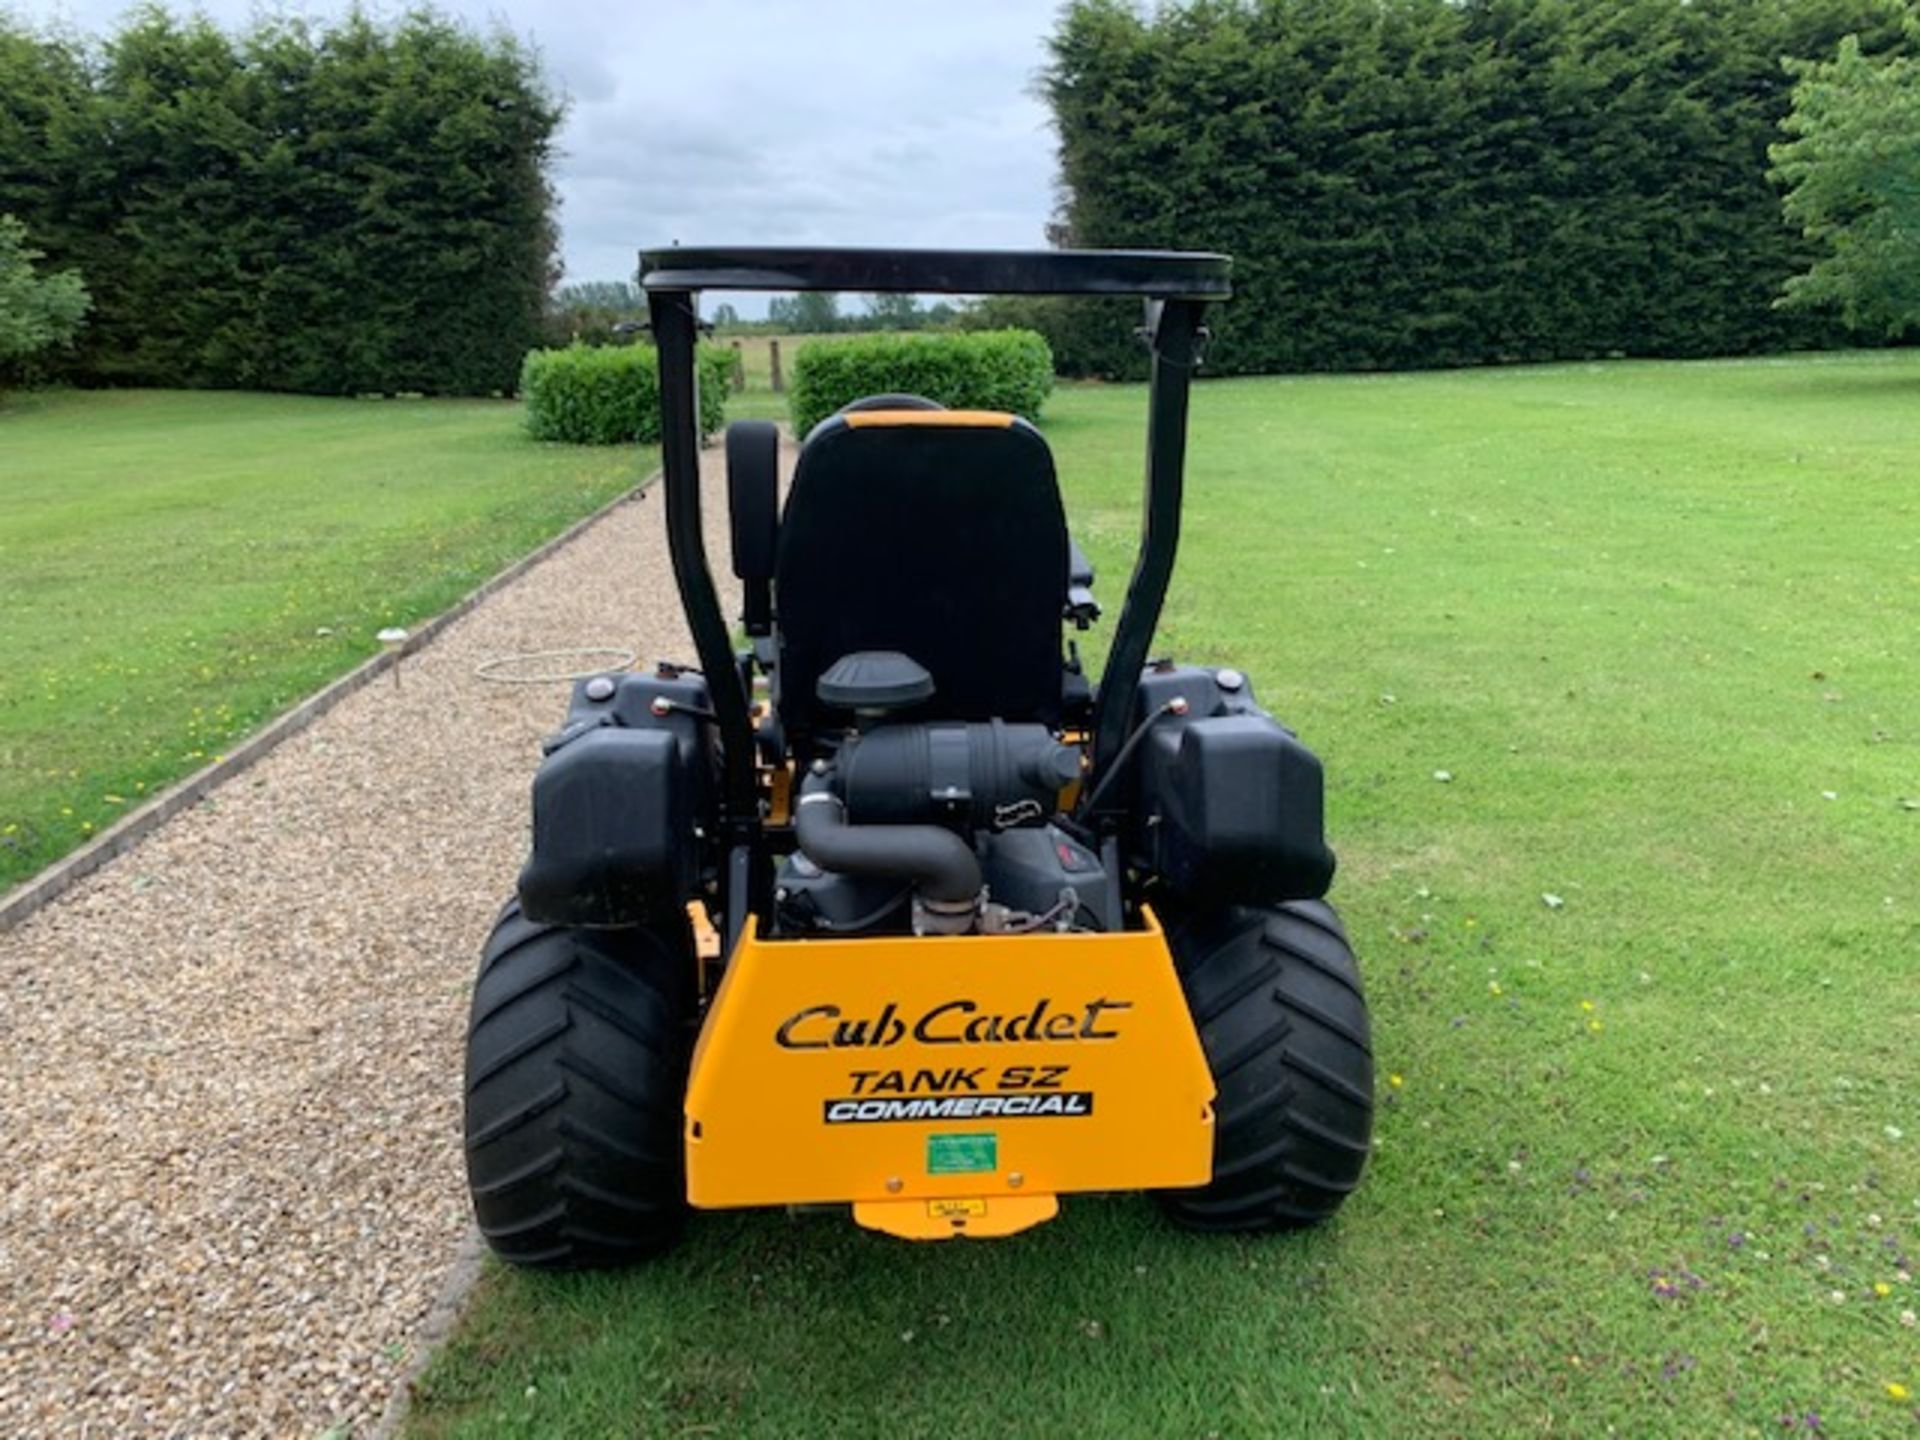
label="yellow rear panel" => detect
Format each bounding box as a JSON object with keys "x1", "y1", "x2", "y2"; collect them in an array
[{"x1": 684, "y1": 910, "x2": 1214, "y2": 1211}]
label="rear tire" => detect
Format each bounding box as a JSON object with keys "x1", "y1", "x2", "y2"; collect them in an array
[
  {"x1": 464, "y1": 900, "x2": 693, "y2": 1269},
  {"x1": 1157, "y1": 899, "x2": 1373, "y2": 1231}
]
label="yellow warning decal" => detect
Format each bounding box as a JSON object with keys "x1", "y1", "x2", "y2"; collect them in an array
[{"x1": 927, "y1": 1197, "x2": 988, "y2": 1220}]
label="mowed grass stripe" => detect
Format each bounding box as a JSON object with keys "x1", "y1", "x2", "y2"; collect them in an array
[
  {"x1": 0, "y1": 389, "x2": 648, "y2": 889},
  {"x1": 406, "y1": 351, "x2": 1920, "y2": 1439}
]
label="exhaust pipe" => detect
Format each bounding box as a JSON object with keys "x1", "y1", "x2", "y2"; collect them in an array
[{"x1": 794, "y1": 773, "x2": 981, "y2": 931}]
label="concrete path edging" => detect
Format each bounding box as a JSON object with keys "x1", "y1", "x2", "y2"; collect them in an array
[{"x1": 367, "y1": 1227, "x2": 488, "y2": 1440}]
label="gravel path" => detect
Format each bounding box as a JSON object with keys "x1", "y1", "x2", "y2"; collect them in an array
[{"x1": 0, "y1": 439, "x2": 770, "y2": 1437}]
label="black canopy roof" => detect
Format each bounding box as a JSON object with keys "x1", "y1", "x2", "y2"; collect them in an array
[{"x1": 638, "y1": 246, "x2": 1230, "y2": 300}]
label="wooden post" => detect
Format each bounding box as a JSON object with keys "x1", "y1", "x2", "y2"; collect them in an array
[
  {"x1": 769, "y1": 339, "x2": 784, "y2": 394},
  {"x1": 730, "y1": 339, "x2": 746, "y2": 393}
]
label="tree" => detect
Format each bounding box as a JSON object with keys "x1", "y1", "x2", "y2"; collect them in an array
[
  {"x1": 542, "y1": 280, "x2": 645, "y2": 346},
  {"x1": 768, "y1": 291, "x2": 839, "y2": 333},
  {"x1": 862, "y1": 292, "x2": 924, "y2": 330},
  {"x1": 1040, "y1": 0, "x2": 1911, "y2": 377},
  {"x1": 710, "y1": 301, "x2": 740, "y2": 328},
  {"x1": 0, "y1": 8, "x2": 560, "y2": 394},
  {"x1": 1771, "y1": 32, "x2": 1920, "y2": 336},
  {"x1": 557, "y1": 281, "x2": 643, "y2": 313},
  {"x1": 0, "y1": 213, "x2": 89, "y2": 373},
  {"x1": 0, "y1": 21, "x2": 94, "y2": 269}
]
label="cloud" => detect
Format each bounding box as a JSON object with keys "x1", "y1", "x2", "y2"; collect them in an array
[
  {"x1": 543, "y1": 0, "x2": 1062, "y2": 300},
  {"x1": 25, "y1": 0, "x2": 1063, "y2": 307}
]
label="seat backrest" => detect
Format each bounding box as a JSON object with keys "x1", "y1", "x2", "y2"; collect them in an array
[{"x1": 774, "y1": 409, "x2": 1066, "y2": 739}]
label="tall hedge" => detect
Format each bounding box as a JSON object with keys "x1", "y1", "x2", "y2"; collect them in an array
[
  {"x1": 0, "y1": 8, "x2": 559, "y2": 395},
  {"x1": 1037, "y1": 0, "x2": 1913, "y2": 377},
  {"x1": 521, "y1": 343, "x2": 735, "y2": 445},
  {"x1": 788, "y1": 330, "x2": 1055, "y2": 436}
]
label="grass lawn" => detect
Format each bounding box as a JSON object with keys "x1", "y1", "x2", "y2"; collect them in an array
[
  {"x1": 408, "y1": 349, "x2": 1920, "y2": 1439},
  {"x1": 0, "y1": 389, "x2": 648, "y2": 891}
]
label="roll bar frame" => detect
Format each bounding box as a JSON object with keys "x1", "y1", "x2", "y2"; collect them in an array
[{"x1": 640, "y1": 246, "x2": 1227, "y2": 940}]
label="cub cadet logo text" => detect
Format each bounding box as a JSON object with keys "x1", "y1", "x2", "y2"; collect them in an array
[{"x1": 773, "y1": 997, "x2": 1132, "y2": 1051}]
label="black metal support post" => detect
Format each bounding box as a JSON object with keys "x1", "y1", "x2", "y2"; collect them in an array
[
  {"x1": 648, "y1": 288, "x2": 764, "y2": 928},
  {"x1": 1087, "y1": 297, "x2": 1208, "y2": 811}
]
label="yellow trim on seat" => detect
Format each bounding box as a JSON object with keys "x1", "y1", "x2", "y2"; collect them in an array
[{"x1": 842, "y1": 409, "x2": 1014, "y2": 429}]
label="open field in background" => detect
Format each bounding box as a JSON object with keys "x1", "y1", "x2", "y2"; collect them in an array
[
  {"x1": 0, "y1": 389, "x2": 650, "y2": 890},
  {"x1": 409, "y1": 351, "x2": 1920, "y2": 1438},
  {"x1": 714, "y1": 331, "x2": 874, "y2": 422}
]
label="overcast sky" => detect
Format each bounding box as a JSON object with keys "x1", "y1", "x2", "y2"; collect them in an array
[{"x1": 26, "y1": 0, "x2": 1066, "y2": 313}]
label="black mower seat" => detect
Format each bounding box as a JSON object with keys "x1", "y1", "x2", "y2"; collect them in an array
[{"x1": 775, "y1": 408, "x2": 1067, "y2": 740}]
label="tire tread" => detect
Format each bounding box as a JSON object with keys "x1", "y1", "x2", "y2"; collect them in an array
[
  {"x1": 464, "y1": 901, "x2": 692, "y2": 1269},
  {"x1": 1158, "y1": 900, "x2": 1373, "y2": 1233}
]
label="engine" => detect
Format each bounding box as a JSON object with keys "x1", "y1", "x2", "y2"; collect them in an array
[
  {"x1": 771, "y1": 660, "x2": 1335, "y2": 940},
  {"x1": 513, "y1": 653, "x2": 1334, "y2": 937},
  {"x1": 776, "y1": 719, "x2": 1117, "y2": 938}
]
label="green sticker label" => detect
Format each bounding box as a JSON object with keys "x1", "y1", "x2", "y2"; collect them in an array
[{"x1": 926, "y1": 1132, "x2": 998, "y2": 1175}]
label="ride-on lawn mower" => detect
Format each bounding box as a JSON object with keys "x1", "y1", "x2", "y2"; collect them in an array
[{"x1": 465, "y1": 247, "x2": 1372, "y2": 1266}]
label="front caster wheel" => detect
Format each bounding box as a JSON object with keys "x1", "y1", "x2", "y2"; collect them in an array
[
  {"x1": 1157, "y1": 899, "x2": 1373, "y2": 1231},
  {"x1": 463, "y1": 900, "x2": 694, "y2": 1269}
]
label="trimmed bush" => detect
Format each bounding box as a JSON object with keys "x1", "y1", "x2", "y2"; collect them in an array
[
  {"x1": 788, "y1": 330, "x2": 1054, "y2": 436},
  {"x1": 520, "y1": 343, "x2": 733, "y2": 445}
]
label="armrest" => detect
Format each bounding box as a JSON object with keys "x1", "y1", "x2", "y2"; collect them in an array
[
  {"x1": 1066, "y1": 538, "x2": 1100, "y2": 630},
  {"x1": 1069, "y1": 539, "x2": 1095, "y2": 590}
]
